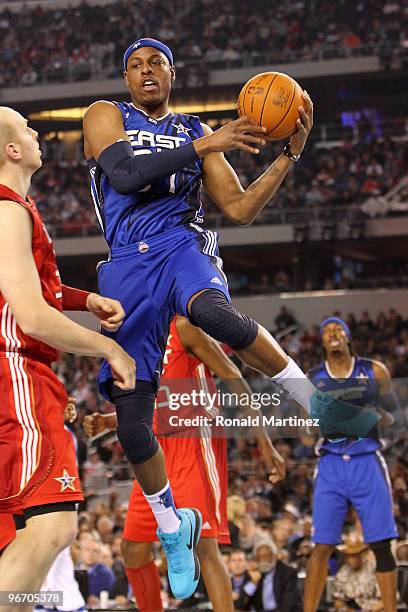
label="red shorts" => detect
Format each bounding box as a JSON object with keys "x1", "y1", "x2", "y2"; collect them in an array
[
  {"x1": 0, "y1": 357, "x2": 83, "y2": 513},
  {"x1": 0, "y1": 513, "x2": 16, "y2": 551},
  {"x1": 123, "y1": 435, "x2": 230, "y2": 544}
]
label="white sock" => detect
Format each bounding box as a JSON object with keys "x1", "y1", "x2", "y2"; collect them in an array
[
  {"x1": 144, "y1": 480, "x2": 181, "y2": 534},
  {"x1": 272, "y1": 356, "x2": 317, "y2": 414}
]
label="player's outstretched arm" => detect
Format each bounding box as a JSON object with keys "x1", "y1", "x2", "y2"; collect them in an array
[
  {"x1": 83, "y1": 102, "x2": 266, "y2": 195},
  {"x1": 177, "y1": 317, "x2": 285, "y2": 483},
  {"x1": 0, "y1": 202, "x2": 135, "y2": 390},
  {"x1": 202, "y1": 91, "x2": 313, "y2": 226}
]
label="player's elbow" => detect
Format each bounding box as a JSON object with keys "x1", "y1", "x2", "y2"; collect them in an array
[
  {"x1": 18, "y1": 308, "x2": 49, "y2": 337},
  {"x1": 108, "y1": 172, "x2": 147, "y2": 196},
  {"x1": 225, "y1": 208, "x2": 254, "y2": 227},
  {"x1": 19, "y1": 315, "x2": 43, "y2": 337}
]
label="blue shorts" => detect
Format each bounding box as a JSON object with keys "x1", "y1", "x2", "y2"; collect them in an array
[
  {"x1": 312, "y1": 451, "x2": 398, "y2": 544},
  {"x1": 97, "y1": 225, "x2": 230, "y2": 397}
]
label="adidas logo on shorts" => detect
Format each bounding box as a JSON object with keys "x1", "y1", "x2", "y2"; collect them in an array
[{"x1": 210, "y1": 277, "x2": 222, "y2": 286}]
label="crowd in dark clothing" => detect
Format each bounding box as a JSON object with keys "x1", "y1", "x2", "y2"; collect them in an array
[{"x1": 1, "y1": 0, "x2": 406, "y2": 87}]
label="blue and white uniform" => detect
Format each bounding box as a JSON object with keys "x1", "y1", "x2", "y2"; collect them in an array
[
  {"x1": 310, "y1": 357, "x2": 397, "y2": 544},
  {"x1": 87, "y1": 102, "x2": 229, "y2": 395}
]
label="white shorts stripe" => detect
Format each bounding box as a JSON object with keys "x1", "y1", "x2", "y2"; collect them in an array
[
  {"x1": 1, "y1": 304, "x2": 39, "y2": 493},
  {"x1": 196, "y1": 366, "x2": 222, "y2": 523},
  {"x1": 376, "y1": 450, "x2": 394, "y2": 498}
]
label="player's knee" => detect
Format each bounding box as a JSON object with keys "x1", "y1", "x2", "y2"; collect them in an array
[
  {"x1": 370, "y1": 539, "x2": 396, "y2": 573},
  {"x1": 109, "y1": 382, "x2": 159, "y2": 465},
  {"x1": 121, "y1": 539, "x2": 153, "y2": 568},
  {"x1": 189, "y1": 289, "x2": 258, "y2": 350},
  {"x1": 27, "y1": 515, "x2": 77, "y2": 552}
]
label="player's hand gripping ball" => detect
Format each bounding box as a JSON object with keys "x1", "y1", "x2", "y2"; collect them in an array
[{"x1": 237, "y1": 71, "x2": 304, "y2": 141}]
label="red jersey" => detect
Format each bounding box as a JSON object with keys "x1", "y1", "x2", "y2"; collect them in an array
[
  {"x1": 155, "y1": 317, "x2": 219, "y2": 435},
  {"x1": 0, "y1": 185, "x2": 62, "y2": 365},
  {"x1": 162, "y1": 318, "x2": 215, "y2": 384}
]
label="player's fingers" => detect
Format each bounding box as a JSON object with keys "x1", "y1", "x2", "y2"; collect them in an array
[
  {"x1": 100, "y1": 320, "x2": 122, "y2": 332},
  {"x1": 238, "y1": 122, "x2": 267, "y2": 134},
  {"x1": 237, "y1": 143, "x2": 260, "y2": 154},
  {"x1": 301, "y1": 91, "x2": 313, "y2": 111},
  {"x1": 295, "y1": 118, "x2": 306, "y2": 134},
  {"x1": 236, "y1": 116, "x2": 262, "y2": 127},
  {"x1": 113, "y1": 379, "x2": 134, "y2": 390},
  {"x1": 104, "y1": 300, "x2": 125, "y2": 322},
  {"x1": 299, "y1": 107, "x2": 311, "y2": 131},
  {"x1": 240, "y1": 134, "x2": 266, "y2": 146},
  {"x1": 98, "y1": 298, "x2": 115, "y2": 313}
]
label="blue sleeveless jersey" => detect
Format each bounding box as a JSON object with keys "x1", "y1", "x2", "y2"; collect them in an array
[
  {"x1": 310, "y1": 357, "x2": 381, "y2": 455},
  {"x1": 88, "y1": 102, "x2": 205, "y2": 248}
]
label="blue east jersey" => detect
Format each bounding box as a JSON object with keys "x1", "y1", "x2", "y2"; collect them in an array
[
  {"x1": 310, "y1": 357, "x2": 380, "y2": 455},
  {"x1": 87, "y1": 102, "x2": 230, "y2": 395},
  {"x1": 88, "y1": 102, "x2": 205, "y2": 248},
  {"x1": 310, "y1": 357, "x2": 398, "y2": 544}
]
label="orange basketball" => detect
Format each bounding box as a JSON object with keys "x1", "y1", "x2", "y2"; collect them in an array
[{"x1": 237, "y1": 71, "x2": 303, "y2": 140}]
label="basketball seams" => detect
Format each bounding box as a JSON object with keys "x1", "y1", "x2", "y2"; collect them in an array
[
  {"x1": 259, "y1": 73, "x2": 278, "y2": 128},
  {"x1": 241, "y1": 79, "x2": 251, "y2": 118},
  {"x1": 268, "y1": 80, "x2": 297, "y2": 136},
  {"x1": 242, "y1": 81, "x2": 251, "y2": 117}
]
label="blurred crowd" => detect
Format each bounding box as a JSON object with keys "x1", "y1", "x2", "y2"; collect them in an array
[
  {"x1": 33, "y1": 133, "x2": 408, "y2": 241},
  {"x1": 1, "y1": 0, "x2": 407, "y2": 87},
  {"x1": 56, "y1": 307, "x2": 408, "y2": 609},
  {"x1": 223, "y1": 134, "x2": 408, "y2": 214}
]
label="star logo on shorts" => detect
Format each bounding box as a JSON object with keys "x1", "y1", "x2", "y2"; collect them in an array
[
  {"x1": 172, "y1": 122, "x2": 191, "y2": 136},
  {"x1": 54, "y1": 469, "x2": 77, "y2": 492}
]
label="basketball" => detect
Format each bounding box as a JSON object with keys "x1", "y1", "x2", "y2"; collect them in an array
[{"x1": 237, "y1": 71, "x2": 303, "y2": 140}]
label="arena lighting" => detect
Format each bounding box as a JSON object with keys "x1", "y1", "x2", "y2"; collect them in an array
[{"x1": 29, "y1": 100, "x2": 237, "y2": 121}]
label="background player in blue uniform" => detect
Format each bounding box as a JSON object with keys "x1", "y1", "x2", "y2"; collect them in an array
[
  {"x1": 82, "y1": 38, "x2": 379, "y2": 600},
  {"x1": 304, "y1": 317, "x2": 399, "y2": 612}
]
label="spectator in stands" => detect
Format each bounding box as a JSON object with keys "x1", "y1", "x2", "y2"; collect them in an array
[
  {"x1": 293, "y1": 540, "x2": 313, "y2": 573},
  {"x1": 83, "y1": 451, "x2": 106, "y2": 489},
  {"x1": 332, "y1": 537, "x2": 382, "y2": 611},
  {"x1": 77, "y1": 537, "x2": 115, "y2": 605},
  {"x1": 1, "y1": 0, "x2": 406, "y2": 87},
  {"x1": 96, "y1": 516, "x2": 114, "y2": 545},
  {"x1": 227, "y1": 494, "x2": 246, "y2": 549},
  {"x1": 229, "y1": 549, "x2": 250, "y2": 604},
  {"x1": 274, "y1": 306, "x2": 297, "y2": 332},
  {"x1": 239, "y1": 515, "x2": 269, "y2": 555},
  {"x1": 270, "y1": 519, "x2": 294, "y2": 557},
  {"x1": 235, "y1": 541, "x2": 302, "y2": 611}
]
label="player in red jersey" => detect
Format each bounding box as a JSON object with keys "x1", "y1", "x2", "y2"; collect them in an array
[
  {"x1": 0, "y1": 106, "x2": 135, "y2": 598},
  {"x1": 85, "y1": 315, "x2": 285, "y2": 612},
  {"x1": 0, "y1": 396, "x2": 78, "y2": 551}
]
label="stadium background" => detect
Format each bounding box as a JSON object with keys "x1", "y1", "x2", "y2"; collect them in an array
[{"x1": 3, "y1": 0, "x2": 408, "y2": 608}]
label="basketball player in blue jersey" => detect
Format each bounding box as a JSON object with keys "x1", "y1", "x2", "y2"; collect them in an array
[
  {"x1": 304, "y1": 317, "x2": 399, "y2": 612},
  {"x1": 82, "y1": 38, "x2": 379, "y2": 599}
]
